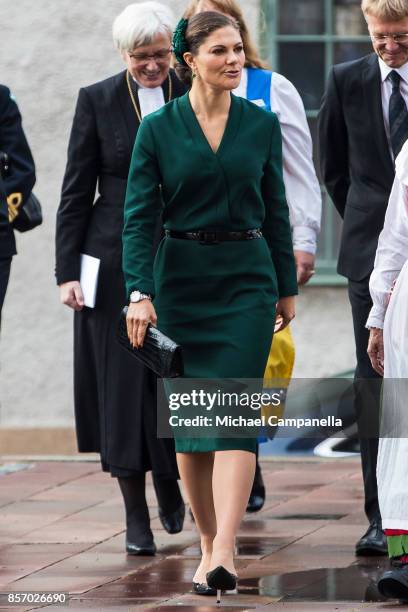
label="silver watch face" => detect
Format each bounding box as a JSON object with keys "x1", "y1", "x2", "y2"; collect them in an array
[{"x1": 130, "y1": 290, "x2": 141, "y2": 303}]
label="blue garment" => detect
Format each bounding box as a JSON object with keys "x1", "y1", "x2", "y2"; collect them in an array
[{"x1": 246, "y1": 68, "x2": 272, "y2": 112}]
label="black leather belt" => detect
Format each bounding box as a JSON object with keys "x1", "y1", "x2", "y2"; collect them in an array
[{"x1": 165, "y1": 229, "x2": 262, "y2": 245}]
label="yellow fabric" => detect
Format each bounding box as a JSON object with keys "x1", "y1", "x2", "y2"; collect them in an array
[
  {"x1": 7, "y1": 192, "x2": 23, "y2": 222},
  {"x1": 262, "y1": 326, "x2": 295, "y2": 420},
  {"x1": 264, "y1": 325, "x2": 295, "y2": 384}
]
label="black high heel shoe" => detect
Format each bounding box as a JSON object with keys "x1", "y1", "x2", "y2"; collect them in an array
[
  {"x1": 192, "y1": 582, "x2": 216, "y2": 596},
  {"x1": 206, "y1": 566, "x2": 237, "y2": 604}
]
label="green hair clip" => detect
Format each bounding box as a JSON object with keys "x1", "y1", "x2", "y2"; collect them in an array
[{"x1": 173, "y1": 18, "x2": 189, "y2": 65}]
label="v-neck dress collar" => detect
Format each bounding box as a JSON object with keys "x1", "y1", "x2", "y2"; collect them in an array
[{"x1": 177, "y1": 92, "x2": 242, "y2": 158}]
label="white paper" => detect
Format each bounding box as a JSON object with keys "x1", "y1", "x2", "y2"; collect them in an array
[{"x1": 80, "y1": 254, "x2": 100, "y2": 308}]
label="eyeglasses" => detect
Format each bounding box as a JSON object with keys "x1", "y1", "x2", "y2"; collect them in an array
[
  {"x1": 370, "y1": 32, "x2": 408, "y2": 44},
  {"x1": 127, "y1": 49, "x2": 172, "y2": 64}
]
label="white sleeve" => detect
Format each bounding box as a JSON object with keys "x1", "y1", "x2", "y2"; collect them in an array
[
  {"x1": 367, "y1": 176, "x2": 408, "y2": 329},
  {"x1": 271, "y1": 73, "x2": 322, "y2": 254}
]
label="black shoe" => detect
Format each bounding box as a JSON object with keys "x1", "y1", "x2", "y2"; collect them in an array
[
  {"x1": 159, "y1": 502, "x2": 185, "y2": 534},
  {"x1": 246, "y1": 461, "x2": 265, "y2": 513},
  {"x1": 126, "y1": 538, "x2": 156, "y2": 556},
  {"x1": 206, "y1": 566, "x2": 237, "y2": 604},
  {"x1": 355, "y1": 521, "x2": 388, "y2": 556},
  {"x1": 192, "y1": 582, "x2": 217, "y2": 596},
  {"x1": 378, "y1": 565, "x2": 408, "y2": 602},
  {"x1": 118, "y1": 476, "x2": 156, "y2": 555},
  {"x1": 153, "y1": 476, "x2": 185, "y2": 534},
  {"x1": 247, "y1": 488, "x2": 265, "y2": 513}
]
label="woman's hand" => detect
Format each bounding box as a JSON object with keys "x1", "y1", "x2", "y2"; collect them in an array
[
  {"x1": 60, "y1": 281, "x2": 84, "y2": 311},
  {"x1": 274, "y1": 296, "x2": 295, "y2": 333},
  {"x1": 126, "y1": 300, "x2": 157, "y2": 348},
  {"x1": 367, "y1": 328, "x2": 384, "y2": 376}
]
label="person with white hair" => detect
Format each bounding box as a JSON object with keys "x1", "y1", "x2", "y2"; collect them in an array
[{"x1": 55, "y1": 2, "x2": 187, "y2": 556}]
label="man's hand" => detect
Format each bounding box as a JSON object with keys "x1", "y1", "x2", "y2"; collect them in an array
[
  {"x1": 294, "y1": 250, "x2": 315, "y2": 285},
  {"x1": 60, "y1": 281, "x2": 84, "y2": 311},
  {"x1": 367, "y1": 327, "x2": 384, "y2": 376}
]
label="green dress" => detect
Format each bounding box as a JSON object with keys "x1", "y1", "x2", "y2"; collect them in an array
[{"x1": 123, "y1": 92, "x2": 298, "y2": 454}]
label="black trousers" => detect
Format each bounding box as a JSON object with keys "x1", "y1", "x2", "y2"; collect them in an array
[
  {"x1": 0, "y1": 257, "x2": 11, "y2": 328},
  {"x1": 348, "y1": 276, "x2": 382, "y2": 524}
]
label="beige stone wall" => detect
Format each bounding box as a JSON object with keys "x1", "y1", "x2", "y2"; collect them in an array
[{"x1": 0, "y1": 0, "x2": 355, "y2": 431}]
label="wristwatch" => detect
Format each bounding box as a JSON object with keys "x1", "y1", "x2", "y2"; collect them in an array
[{"x1": 130, "y1": 290, "x2": 152, "y2": 303}]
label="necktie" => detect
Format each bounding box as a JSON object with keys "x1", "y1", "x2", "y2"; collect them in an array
[{"x1": 389, "y1": 70, "x2": 408, "y2": 159}]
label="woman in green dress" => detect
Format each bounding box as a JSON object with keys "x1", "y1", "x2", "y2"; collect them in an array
[{"x1": 123, "y1": 12, "x2": 297, "y2": 600}]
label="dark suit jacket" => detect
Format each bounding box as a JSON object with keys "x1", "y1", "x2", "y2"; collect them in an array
[
  {"x1": 55, "y1": 69, "x2": 186, "y2": 284},
  {"x1": 0, "y1": 85, "x2": 36, "y2": 258},
  {"x1": 318, "y1": 53, "x2": 395, "y2": 281}
]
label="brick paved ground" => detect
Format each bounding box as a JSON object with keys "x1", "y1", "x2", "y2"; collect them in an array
[{"x1": 0, "y1": 458, "x2": 397, "y2": 610}]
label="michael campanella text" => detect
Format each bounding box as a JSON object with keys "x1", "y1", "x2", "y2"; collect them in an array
[{"x1": 169, "y1": 415, "x2": 344, "y2": 428}]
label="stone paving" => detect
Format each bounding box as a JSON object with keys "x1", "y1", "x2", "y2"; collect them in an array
[{"x1": 0, "y1": 458, "x2": 399, "y2": 610}]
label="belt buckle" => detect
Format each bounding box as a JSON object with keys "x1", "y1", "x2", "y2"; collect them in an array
[{"x1": 198, "y1": 230, "x2": 219, "y2": 245}]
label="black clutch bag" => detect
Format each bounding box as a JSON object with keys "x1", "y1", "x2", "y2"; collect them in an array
[
  {"x1": 117, "y1": 306, "x2": 184, "y2": 378},
  {"x1": 13, "y1": 192, "x2": 43, "y2": 232}
]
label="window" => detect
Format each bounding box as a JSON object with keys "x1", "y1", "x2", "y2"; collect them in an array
[{"x1": 260, "y1": 0, "x2": 372, "y2": 284}]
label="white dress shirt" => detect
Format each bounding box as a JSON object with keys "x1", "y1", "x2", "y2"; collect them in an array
[
  {"x1": 379, "y1": 57, "x2": 408, "y2": 159},
  {"x1": 234, "y1": 68, "x2": 322, "y2": 254},
  {"x1": 367, "y1": 140, "x2": 408, "y2": 328}
]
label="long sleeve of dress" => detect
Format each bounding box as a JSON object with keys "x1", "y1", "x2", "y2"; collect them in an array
[
  {"x1": 271, "y1": 73, "x2": 321, "y2": 254},
  {"x1": 262, "y1": 114, "x2": 298, "y2": 298},
  {"x1": 55, "y1": 88, "x2": 99, "y2": 284},
  {"x1": 123, "y1": 117, "x2": 162, "y2": 298},
  {"x1": 367, "y1": 143, "x2": 408, "y2": 329}
]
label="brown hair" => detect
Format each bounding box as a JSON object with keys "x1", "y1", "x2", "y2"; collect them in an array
[
  {"x1": 361, "y1": 0, "x2": 408, "y2": 20},
  {"x1": 184, "y1": 0, "x2": 268, "y2": 69},
  {"x1": 175, "y1": 11, "x2": 241, "y2": 85}
]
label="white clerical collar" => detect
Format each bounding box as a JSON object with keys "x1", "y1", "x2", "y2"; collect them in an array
[
  {"x1": 131, "y1": 75, "x2": 165, "y2": 117},
  {"x1": 378, "y1": 56, "x2": 408, "y2": 84}
]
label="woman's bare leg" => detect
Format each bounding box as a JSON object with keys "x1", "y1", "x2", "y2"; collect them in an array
[
  {"x1": 177, "y1": 452, "x2": 217, "y2": 583},
  {"x1": 211, "y1": 450, "x2": 256, "y2": 574}
]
